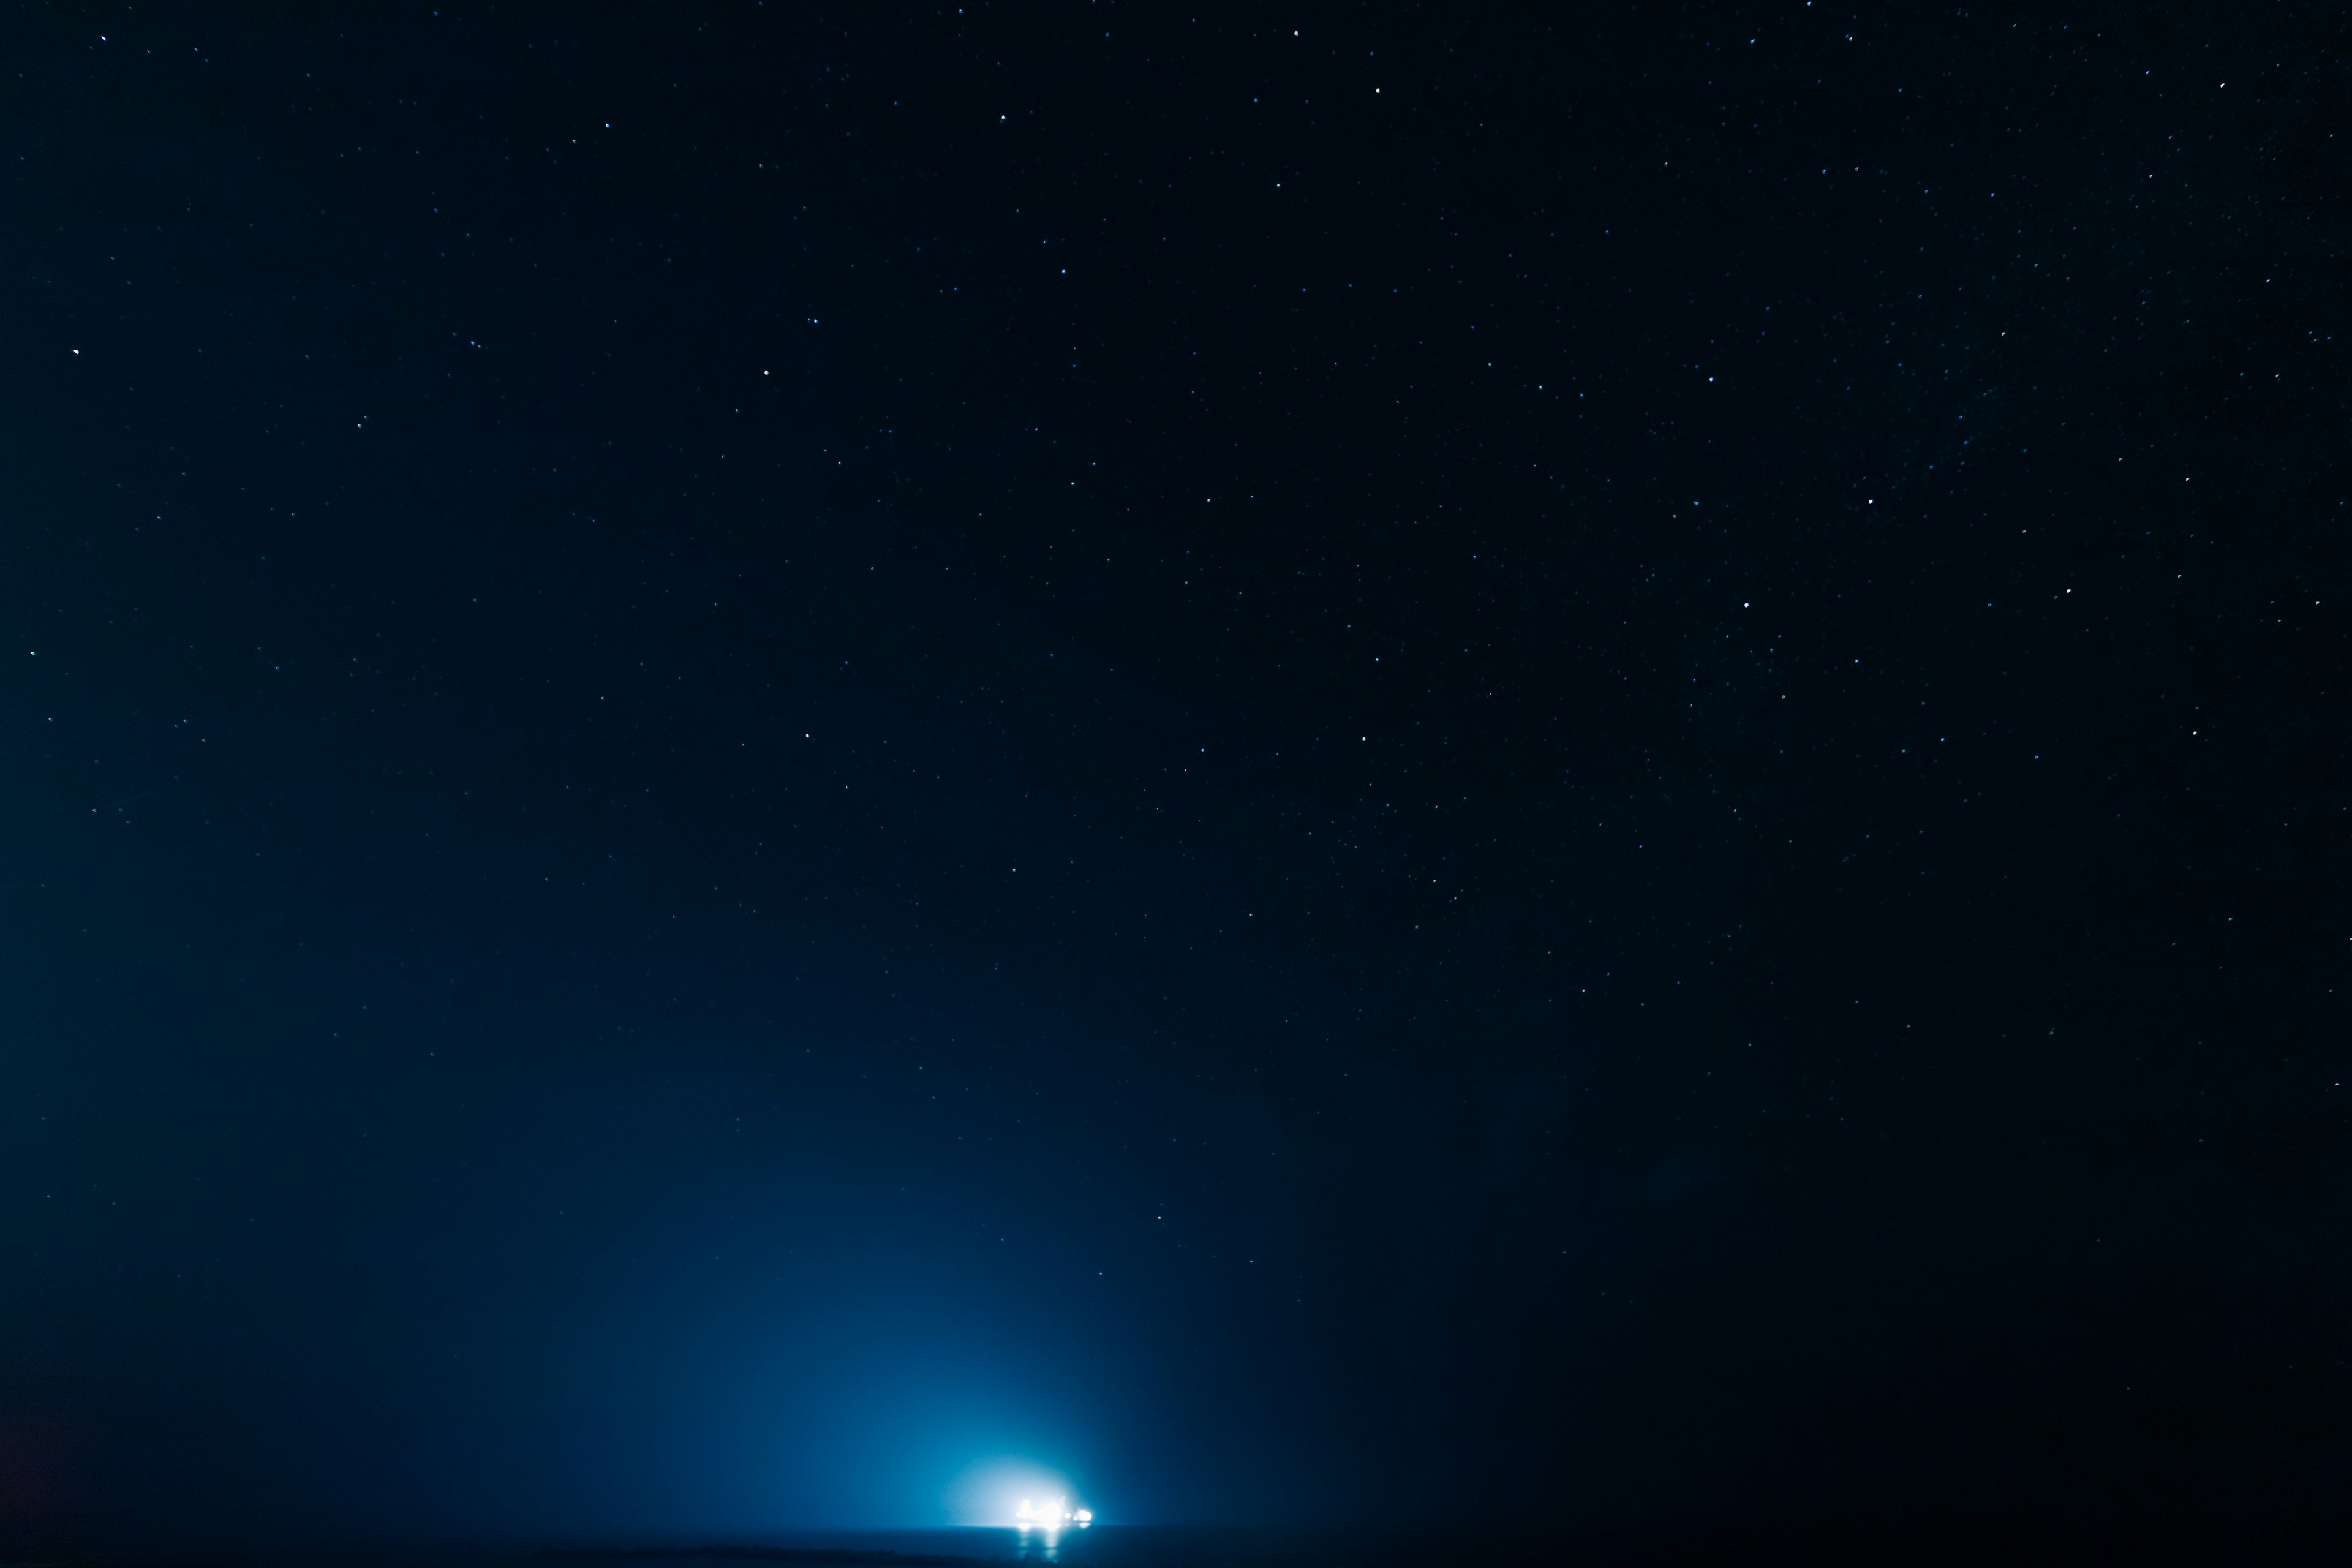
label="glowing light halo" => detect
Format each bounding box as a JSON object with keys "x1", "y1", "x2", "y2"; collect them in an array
[
  {"x1": 1012, "y1": 1495, "x2": 1095, "y2": 1528},
  {"x1": 944, "y1": 1456, "x2": 1093, "y2": 1528}
]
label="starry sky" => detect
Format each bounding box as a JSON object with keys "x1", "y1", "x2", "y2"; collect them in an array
[{"x1": 3, "y1": 1, "x2": 2347, "y2": 1557}]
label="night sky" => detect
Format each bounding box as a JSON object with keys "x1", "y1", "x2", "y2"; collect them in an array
[{"x1": 4, "y1": 1, "x2": 2348, "y2": 1558}]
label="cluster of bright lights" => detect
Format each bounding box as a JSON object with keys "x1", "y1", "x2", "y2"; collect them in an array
[{"x1": 1014, "y1": 1496, "x2": 1093, "y2": 1528}]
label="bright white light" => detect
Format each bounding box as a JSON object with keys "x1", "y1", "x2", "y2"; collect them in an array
[
  {"x1": 1012, "y1": 1493, "x2": 1091, "y2": 1528},
  {"x1": 946, "y1": 1458, "x2": 1087, "y2": 1529}
]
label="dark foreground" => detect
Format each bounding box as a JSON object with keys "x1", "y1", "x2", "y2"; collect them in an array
[
  {"x1": 7, "y1": 1520, "x2": 2352, "y2": 1568},
  {"x1": 538, "y1": 1522, "x2": 2352, "y2": 1568},
  {"x1": 521, "y1": 1529, "x2": 2352, "y2": 1568}
]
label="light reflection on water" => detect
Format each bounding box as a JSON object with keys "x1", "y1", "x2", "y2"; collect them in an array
[
  {"x1": 1010, "y1": 1523, "x2": 1065, "y2": 1562},
  {"x1": 549, "y1": 1528, "x2": 1235, "y2": 1567},
  {"x1": 353, "y1": 1525, "x2": 1609, "y2": 1568},
  {"x1": 543, "y1": 1532, "x2": 1147, "y2": 1568},
  {"x1": 891, "y1": 1525, "x2": 1105, "y2": 1563}
]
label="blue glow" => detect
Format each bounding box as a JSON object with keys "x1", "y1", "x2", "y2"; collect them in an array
[{"x1": 945, "y1": 1455, "x2": 1088, "y2": 1526}]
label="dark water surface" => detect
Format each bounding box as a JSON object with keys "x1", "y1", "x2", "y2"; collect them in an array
[
  {"x1": 500, "y1": 1532, "x2": 1597, "y2": 1568},
  {"x1": 502, "y1": 1520, "x2": 2352, "y2": 1568},
  {"x1": 25, "y1": 1521, "x2": 2332, "y2": 1568},
  {"x1": 527, "y1": 1534, "x2": 1432, "y2": 1568}
]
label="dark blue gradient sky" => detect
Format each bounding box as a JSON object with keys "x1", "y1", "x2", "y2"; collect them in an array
[{"x1": 4, "y1": 1, "x2": 2347, "y2": 1556}]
